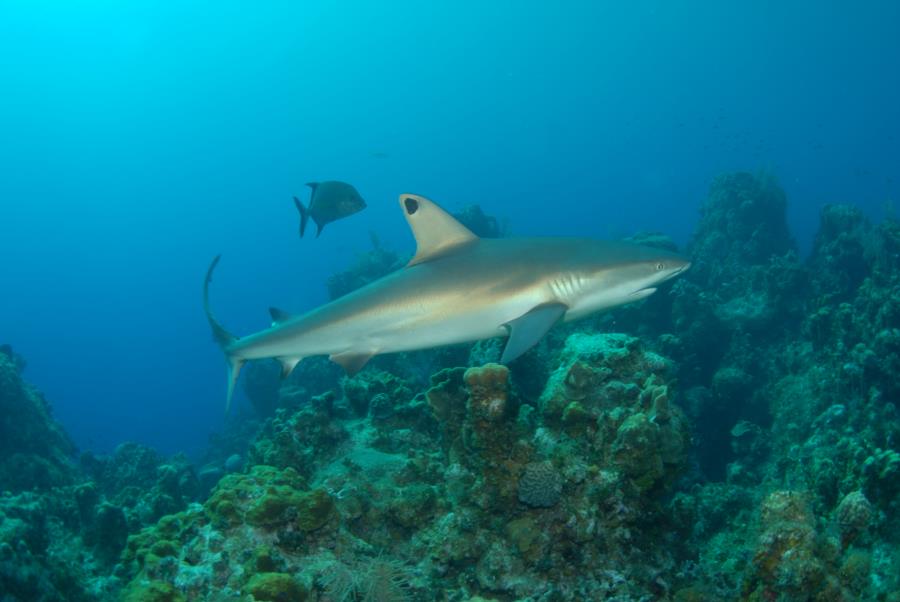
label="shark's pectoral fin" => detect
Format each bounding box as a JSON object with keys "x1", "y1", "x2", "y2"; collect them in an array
[
  {"x1": 501, "y1": 303, "x2": 568, "y2": 364},
  {"x1": 268, "y1": 306, "x2": 293, "y2": 326},
  {"x1": 400, "y1": 193, "x2": 478, "y2": 266},
  {"x1": 330, "y1": 351, "x2": 374, "y2": 376},
  {"x1": 277, "y1": 356, "x2": 302, "y2": 379}
]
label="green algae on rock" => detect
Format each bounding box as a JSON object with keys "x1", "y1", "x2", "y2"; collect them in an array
[
  {"x1": 123, "y1": 580, "x2": 186, "y2": 602},
  {"x1": 245, "y1": 571, "x2": 309, "y2": 601}
]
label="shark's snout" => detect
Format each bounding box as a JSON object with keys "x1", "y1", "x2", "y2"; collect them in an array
[
  {"x1": 663, "y1": 256, "x2": 691, "y2": 280},
  {"x1": 634, "y1": 257, "x2": 690, "y2": 296}
]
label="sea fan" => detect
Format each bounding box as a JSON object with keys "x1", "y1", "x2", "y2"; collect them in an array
[
  {"x1": 320, "y1": 556, "x2": 409, "y2": 602},
  {"x1": 321, "y1": 560, "x2": 357, "y2": 602},
  {"x1": 360, "y1": 558, "x2": 408, "y2": 602}
]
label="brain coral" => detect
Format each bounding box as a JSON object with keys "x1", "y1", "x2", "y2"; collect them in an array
[{"x1": 517, "y1": 461, "x2": 562, "y2": 508}]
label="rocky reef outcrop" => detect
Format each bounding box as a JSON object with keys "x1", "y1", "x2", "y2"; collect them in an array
[
  {"x1": 110, "y1": 332, "x2": 691, "y2": 601},
  {"x1": 4, "y1": 174, "x2": 900, "y2": 601},
  {"x1": 0, "y1": 345, "x2": 76, "y2": 492},
  {"x1": 661, "y1": 175, "x2": 900, "y2": 600},
  {"x1": 0, "y1": 347, "x2": 203, "y2": 601}
]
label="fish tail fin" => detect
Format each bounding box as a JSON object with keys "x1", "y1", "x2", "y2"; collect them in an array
[
  {"x1": 293, "y1": 196, "x2": 309, "y2": 237},
  {"x1": 203, "y1": 255, "x2": 244, "y2": 412}
]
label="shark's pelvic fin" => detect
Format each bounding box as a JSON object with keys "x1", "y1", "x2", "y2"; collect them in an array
[
  {"x1": 277, "y1": 356, "x2": 302, "y2": 379},
  {"x1": 203, "y1": 255, "x2": 244, "y2": 413},
  {"x1": 400, "y1": 194, "x2": 478, "y2": 266},
  {"x1": 501, "y1": 303, "x2": 568, "y2": 363},
  {"x1": 268, "y1": 306, "x2": 292, "y2": 326},
  {"x1": 329, "y1": 351, "x2": 374, "y2": 376}
]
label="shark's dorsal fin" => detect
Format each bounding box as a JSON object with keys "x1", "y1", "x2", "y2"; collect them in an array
[
  {"x1": 269, "y1": 306, "x2": 292, "y2": 326},
  {"x1": 400, "y1": 194, "x2": 478, "y2": 266},
  {"x1": 330, "y1": 351, "x2": 374, "y2": 376},
  {"x1": 501, "y1": 302, "x2": 568, "y2": 363}
]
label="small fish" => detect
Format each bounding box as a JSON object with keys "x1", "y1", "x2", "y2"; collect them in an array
[{"x1": 293, "y1": 181, "x2": 366, "y2": 238}]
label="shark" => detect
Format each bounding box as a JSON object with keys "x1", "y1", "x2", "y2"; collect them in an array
[{"x1": 204, "y1": 194, "x2": 690, "y2": 410}]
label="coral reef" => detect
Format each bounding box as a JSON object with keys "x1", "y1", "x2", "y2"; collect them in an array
[
  {"x1": 452, "y1": 205, "x2": 507, "y2": 238},
  {"x1": 0, "y1": 345, "x2": 76, "y2": 492},
  {"x1": 0, "y1": 348, "x2": 204, "y2": 601},
  {"x1": 662, "y1": 175, "x2": 900, "y2": 600},
  {"x1": 108, "y1": 330, "x2": 692, "y2": 600},
  {"x1": 3, "y1": 172, "x2": 900, "y2": 601}
]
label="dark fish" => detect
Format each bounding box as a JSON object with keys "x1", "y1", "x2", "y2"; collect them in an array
[{"x1": 293, "y1": 181, "x2": 366, "y2": 238}]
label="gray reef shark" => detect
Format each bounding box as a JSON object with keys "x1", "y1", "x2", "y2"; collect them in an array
[{"x1": 205, "y1": 194, "x2": 691, "y2": 410}]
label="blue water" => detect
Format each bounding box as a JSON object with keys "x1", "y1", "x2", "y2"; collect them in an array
[{"x1": 1, "y1": 1, "x2": 898, "y2": 458}]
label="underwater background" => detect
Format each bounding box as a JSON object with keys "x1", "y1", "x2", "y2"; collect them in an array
[{"x1": 2, "y1": 1, "x2": 900, "y2": 601}]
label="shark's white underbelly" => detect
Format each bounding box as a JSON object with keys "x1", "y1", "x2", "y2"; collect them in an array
[{"x1": 238, "y1": 286, "x2": 545, "y2": 361}]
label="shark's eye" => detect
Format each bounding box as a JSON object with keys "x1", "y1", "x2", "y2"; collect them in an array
[{"x1": 655, "y1": 262, "x2": 665, "y2": 271}]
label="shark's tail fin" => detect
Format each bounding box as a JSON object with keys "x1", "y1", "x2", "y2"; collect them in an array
[
  {"x1": 293, "y1": 196, "x2": 309, "y2": 238},
  {"x1": 203, "y1": 255, "x2": 245, "y2": 413}
]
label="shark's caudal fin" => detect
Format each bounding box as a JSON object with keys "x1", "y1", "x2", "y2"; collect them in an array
[
  {"x1": 399, "y1": 194, "x2": 478, "y2": 266},
  {"x1": 203, "y1": 255, "x2": 245, "y2": 412}
]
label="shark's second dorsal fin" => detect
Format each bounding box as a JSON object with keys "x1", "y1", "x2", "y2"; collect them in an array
[
  {"x1": 269, "y1": 306, "x2": 292, "y2": 326},
  {"x1": 400, "y1": 194, "x2": 478, "y2": 266}
]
